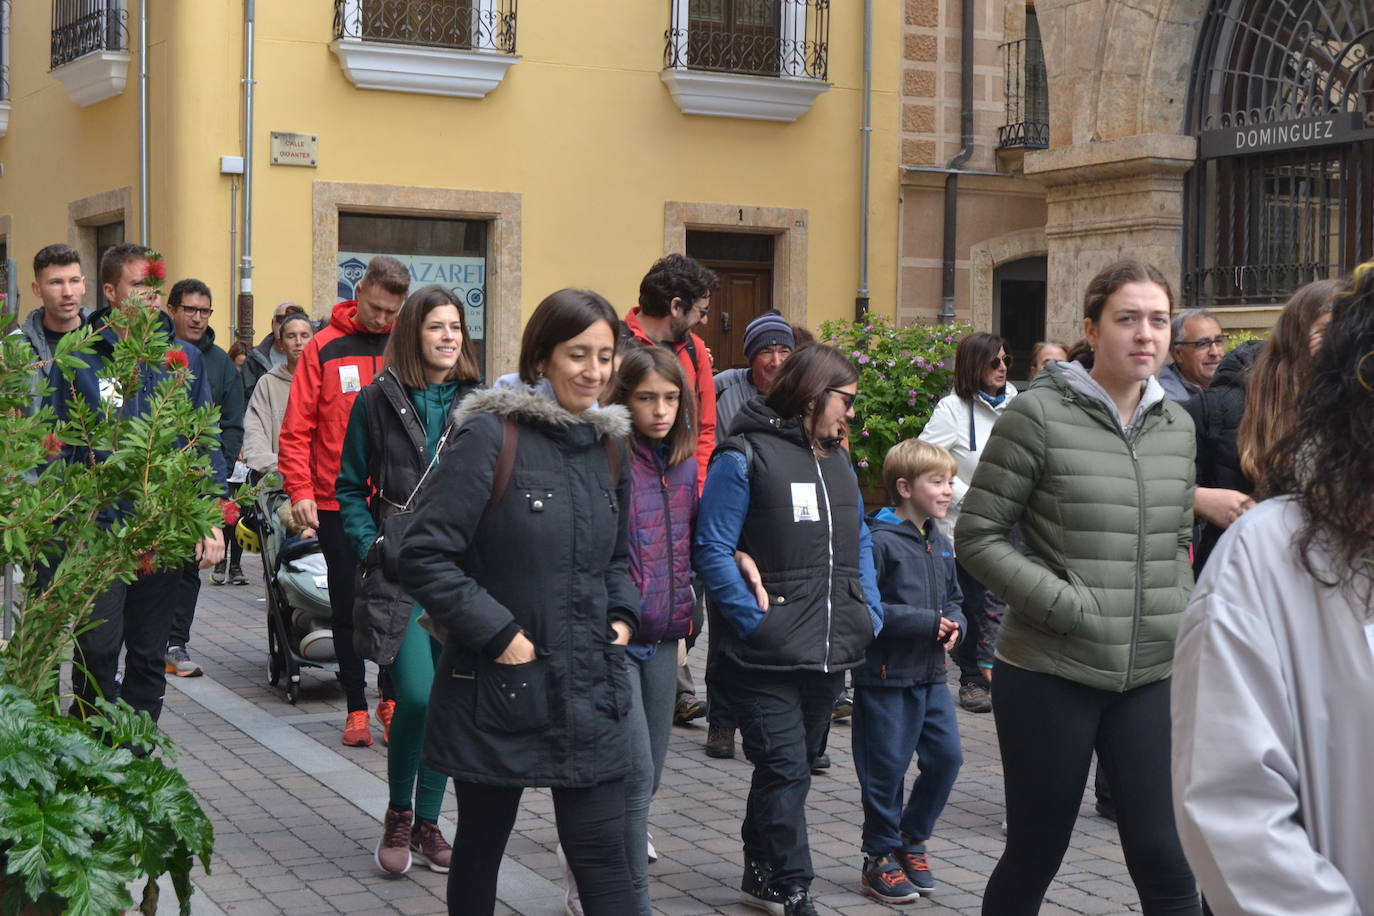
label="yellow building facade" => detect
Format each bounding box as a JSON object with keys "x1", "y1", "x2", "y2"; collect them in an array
[{"x1": 0, "y1": 1, "x2": 902, "y2": 378}]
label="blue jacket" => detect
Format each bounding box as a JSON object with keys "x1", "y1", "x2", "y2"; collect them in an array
[{"x1": 856, "y1": 507, "x2": 964, "y2": 688}]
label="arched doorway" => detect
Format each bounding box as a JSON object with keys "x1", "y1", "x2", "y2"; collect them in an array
[{"x1": 1184, "y1": 1, "x2": 1374, "y2": 308}]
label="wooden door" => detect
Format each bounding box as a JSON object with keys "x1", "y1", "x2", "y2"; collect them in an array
[{"x1": 697, "y1": 264, "x2": 773, "y2": 372}]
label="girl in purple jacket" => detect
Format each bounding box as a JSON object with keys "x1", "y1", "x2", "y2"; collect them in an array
[{"x1": 603, "y1": 345, "x2": 700, "y2": 914}]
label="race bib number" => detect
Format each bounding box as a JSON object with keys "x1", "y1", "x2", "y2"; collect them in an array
[
  {"x1": 338, "y1": 364, "x2": 362, "y2": 394},
  {"x1": 791, "y1": 482, "x2": 820, "y2": 523}
]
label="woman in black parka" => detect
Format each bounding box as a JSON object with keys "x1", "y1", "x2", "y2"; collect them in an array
[{"x1": 399, "y1": 289, "x2": 640, "y2": 915}]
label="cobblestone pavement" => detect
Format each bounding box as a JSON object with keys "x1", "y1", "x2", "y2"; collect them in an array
[{"x1": 157, "y1": 553, "x2": 1142, "y2": 915}]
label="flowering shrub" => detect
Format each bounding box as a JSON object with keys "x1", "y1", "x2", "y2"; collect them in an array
[{"x1": 821, "y1": 313, "x2": 971, "y2": 490}]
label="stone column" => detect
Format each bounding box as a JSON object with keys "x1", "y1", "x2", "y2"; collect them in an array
[{"x1": 1024, "y1": 133, "x2": 1196, "y2": 343}]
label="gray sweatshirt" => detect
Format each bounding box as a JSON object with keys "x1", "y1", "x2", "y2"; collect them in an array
[{"x1": 1172, "y1": 496, "x2": 1374, "y2": 915}]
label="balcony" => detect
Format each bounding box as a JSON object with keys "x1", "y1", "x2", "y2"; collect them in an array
[
  {"x1": 661, "y1": 0, "x2": 831, "y2": 122},
  {"x1": 50, "y1": 0, "x2": 130, "y2": 107},
  {"x1": 997, "y1": 38, "x2": 1049, "y2": 149},
  {"x1": 330, "y1": 0, "x2": 519, "y2": 99}
]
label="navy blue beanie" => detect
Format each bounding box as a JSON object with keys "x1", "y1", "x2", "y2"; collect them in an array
[{"x1": 743, "y1": 313, "x2": 795, "y2": 360}]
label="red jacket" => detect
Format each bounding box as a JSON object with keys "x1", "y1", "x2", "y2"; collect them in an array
[
  {"x1": 278, "y1": 301, "x2": 391, "y2": 511},
  {"x1": 624, "y1": 307, "x2": 716, "y2": 489}
]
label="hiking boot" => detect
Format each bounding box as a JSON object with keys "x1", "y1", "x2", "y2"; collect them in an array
[
  {"x1": 958, "y1": 683, "x2": 993, "y2": 713},
  {"x1": 343, "y1": 709, "x2": 373, "y2": 747},
  {"x1": 410, "y1": 818, "x2": 452, "y2": 873},
  {"x1": 229, "y1": 565, "x2": 249, "y2": 585},
  {"x1": 706, "y1": 724, "x2": 736, "y2": 759},
  {"x1": 832, "y1": 692, "x2": 854, "y2": 720},
  {"x1": 782, "y1": 887, "x2": 819, "y2": 916},
  {"x1": 861, "y1": 854, "x2": 921, "y2": 904},
  {"x1": 209, "y1": 560, "x2": 227, "y2": 585},
  {"x1": 375, "y1": 699, "x2": 396, "y2": 746},
  {"x1": 556, "y1": 843, "x2": 584, "y2": 916},
  {"x1": 897, "y1": 843, "x2": 936, "y2": 894},
  {"x1": 810, "y1": 753, "x2": 831, "y2": 774},
  {"x1": 374, "y1": 806, "x2": 412, "y2": 875},
  {"x1": 673, "y1": 694, "x2": 704, "y2": 724},
  {"x1": 740, "y1": 859, "x2": 785, "y2": 915},
  {"x1": 164, "y1": 646, "x2": 203, "y2": 678}
]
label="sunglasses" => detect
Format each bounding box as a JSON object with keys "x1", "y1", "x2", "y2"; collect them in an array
[
  {"x1": 989, "y1": 354, "x2": 1013, "y2": 370},
  {"x1": 272, "y1": 306, "x2": 307, "y2": 323},
  {"x1": 824, "y1": 387, "x2": 857, "y2": 410}
]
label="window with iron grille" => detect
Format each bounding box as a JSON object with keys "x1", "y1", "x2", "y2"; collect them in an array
[
  {"x1": 333, "y1": 0, "x2": 517, "y2": 54},
  {"x1": 1185, "y1": 0, "x2": 1374, "y2": 308},
  {"x1": 665, "y1": 0, "x2": 829, "y2": 80},
  {"x1": 51, "y1": 0, "x2": 126, "y2": 71}
]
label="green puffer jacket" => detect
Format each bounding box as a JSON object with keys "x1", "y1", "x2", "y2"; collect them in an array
[{"x1": 954, "y1": 360, "x2": 1195, "y2": 692}]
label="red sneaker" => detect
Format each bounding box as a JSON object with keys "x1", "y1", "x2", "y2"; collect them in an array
[
  {"x1": 342, "y1": 709, "x2": 373, "y2": 747},
  {"x1": 375, "y1": 699, "x2": 396, "y2": 746}
]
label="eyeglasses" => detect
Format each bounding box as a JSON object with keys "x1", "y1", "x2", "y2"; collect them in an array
[
  {"x1": 989, "y1": 355, "x2": 1013, "y2": 370},
  {"x1": 824, "y1": 387, "x2": 857, "y2": 410},
  {"x1": 1175, "y1": 335, "x2": 1229, "y2": 351},
  {"x1": 175, "y1": 305, "x2": 213, "y2": 318}
]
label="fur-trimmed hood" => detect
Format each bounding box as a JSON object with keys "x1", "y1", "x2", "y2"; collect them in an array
[{"x1": 451, "y1": 384, "x2": 631, "y2": 440}]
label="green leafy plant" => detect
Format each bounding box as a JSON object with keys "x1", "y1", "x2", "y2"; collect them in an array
[
  {"x1": 0, "y1": 290, "x2": 221, "y2": 914},
  {"x1": 820, "y1": 313, "x2": 971, "y2": 490}
]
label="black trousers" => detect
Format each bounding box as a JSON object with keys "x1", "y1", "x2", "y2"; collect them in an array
[
  {"x1": 714, "y1": 660, "x2": 842, "y2": 891},
  {"x1": 167, "y1": 561, "x2": 201, "y2": 649},
  {"x1": 953, "y1": 561, "x2": 989, "y2": 686},
  {"x1": 983, "y1": 662, "x2": 1200, "y2": 916},
  {"x1": 315, "y1": 510, "x2": 367, "y2": 711},
  {"x1": 703, "y1": 596, "x2": 736, "y2": 729},
  {"x1": 71, "y1": 568, "x2": 180, "y2": 721},
  {"x1": 448, "y1": 779, "x2": 635, "y2": 915}
]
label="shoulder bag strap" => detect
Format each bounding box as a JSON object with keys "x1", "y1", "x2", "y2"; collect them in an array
[{"x1": 478, "y1": 418, "x2": 520, "y2": 527}]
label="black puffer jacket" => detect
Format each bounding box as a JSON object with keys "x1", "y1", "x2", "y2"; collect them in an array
[
  {"x1": 399, "y1": 386, "x2": 640, "y2": 789},
  {"x1": 1183, "y1": 341, "x2": 1260, "y2": 571}
]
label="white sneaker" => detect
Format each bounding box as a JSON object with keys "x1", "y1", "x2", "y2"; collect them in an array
[
  {"x1": 647, "y1": 831, "x2": 658, "y2": 864},
  {"x1": 556, "y1": 843, "x2": 584, "y2": 916}
]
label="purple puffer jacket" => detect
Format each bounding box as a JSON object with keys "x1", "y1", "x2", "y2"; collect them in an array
[{"x1": 627, "y1": 437, "x2": 698, "y2": 645}]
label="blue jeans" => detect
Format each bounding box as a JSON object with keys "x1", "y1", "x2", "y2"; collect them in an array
[
  {"x1": 853, "y1": 682, "x2": 963, "y2": 855},
  {"x1": 624, "y1": 642, "x2": 679, "y2": 915}
]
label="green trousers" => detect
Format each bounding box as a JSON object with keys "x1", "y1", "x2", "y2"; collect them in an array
[{"x1": 388, "y1": 604, "x2": 447, "y2": 821}]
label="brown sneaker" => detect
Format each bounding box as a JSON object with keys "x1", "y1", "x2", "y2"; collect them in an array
[
  {"x1": 706, "y1": 724, "x2": 736, "y2": 759},
  {"x1": 410, "y1": 818, "x2": 453, "y2": 873},
  {"x1": 374, "y1": 806, "x2": 413, "y2": 875}
]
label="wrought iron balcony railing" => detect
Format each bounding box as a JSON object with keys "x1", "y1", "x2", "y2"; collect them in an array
[
  {"x1": 665, "y1": 0, "x2": 829, "y2": 80},
  {"x1": 333, "y1": 0, "x2": 517, "y2": 54},
  {"x1": 998, "y1": 37, "x2": 1049, "y2": 149},
  {"x1": 1, "y1": 0, "x2": 10, "y2": 101},
  {"x1": 51, "y1": 0, "x2": 126, "y2": 71}
]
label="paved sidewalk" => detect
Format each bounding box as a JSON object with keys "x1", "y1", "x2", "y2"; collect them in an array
[{"x1": 154, "y1": 553, "x2": 1142, "y2": 915}]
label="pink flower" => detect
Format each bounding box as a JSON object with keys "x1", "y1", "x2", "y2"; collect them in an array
[
  {"x1": 857, "y1": 459, "x2": 869, "y2": 469},
  {"x1": 42, "y1": 432, "x2": 64, "y2": 457},
  {"x1": 136, "y1": 551, "x2": 156, "y2": 577},
  {"x1": 221, "y1": 499, "x2": 241, "y2": 526},
  {"x1": 858, "y1": 355, "x2": 871, "y2": 365}
]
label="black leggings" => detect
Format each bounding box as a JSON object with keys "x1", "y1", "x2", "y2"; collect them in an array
[
  {"x1": 314, "y1": 510, "x2": 367, "y2": 711},
  {"x1": 983, "y1": 663, "x2": 1200, "y2": 916},
  {"x1": 448, "y1": 779, "x2": 635, "y2": 916}
]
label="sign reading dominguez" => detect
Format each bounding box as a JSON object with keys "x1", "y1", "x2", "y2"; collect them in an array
[{"x1": 1199, "y1": 112, "x2": 1372, "y2": 159}]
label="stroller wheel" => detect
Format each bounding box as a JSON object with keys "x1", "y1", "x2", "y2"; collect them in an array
[{"x1": 286, "y1": 676, "x2": 300, "y2": 705}]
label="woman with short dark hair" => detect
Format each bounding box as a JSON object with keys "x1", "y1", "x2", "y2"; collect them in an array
[
  {"x1": 957, "y1": 260, "x2": 1201, "y2": 915},
  {"x1": 400, "y1": 288, "x2": 639, "y2": 915},
  {"x1": 336, "y1": 284, "x2": 482, "y2": 876},
  {"x1": 694, "y1": 344, "x2": 882, "y2": 916},
  {"x1": 918, "y1": 331, "x2": 1017, "y2": 711}
]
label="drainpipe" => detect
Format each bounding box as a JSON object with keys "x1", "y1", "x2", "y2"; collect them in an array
[
  {"x1": 938, "y1": 0, "x2": 975, "y2": 324},
  {"x1": 138, "y1": 0, "x2": 149, "y2": 244},
  {"x1": 236, "y1": 0, "x2": 256, "y2": 348},
  {"x1": 855, "y1": 0, "x2": 873, "y2": 320}
]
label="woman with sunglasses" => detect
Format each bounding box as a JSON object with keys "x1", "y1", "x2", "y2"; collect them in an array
[
  {"x1": 694, "y1": 344, "x2": 883, "y2": 916},
  {"x1": 917, "y1": 332, "x2": 1016, "y2": 712}
]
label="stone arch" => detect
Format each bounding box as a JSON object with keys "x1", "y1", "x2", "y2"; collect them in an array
[{"x1": 971, "y1": 227, "x2": 1048, "y2": 333}]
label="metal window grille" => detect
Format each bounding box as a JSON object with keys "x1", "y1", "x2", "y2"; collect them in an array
[
  {"x1": 51, "y1": 0, "x2": 126, "y2": 70},
  {"x1": 333, "y1": 0, "x2": 518, "y2": 54},
  {"x1": 997, "y1": 38, "x2": 1048, "y2": 149},
  {"x1": 1184, "y1": 0, "x2": 1374, "y2": 308},
  {"x1": 0, "y1": 1, "x2": 10, "y2": 101},
  {"x1": 664, "y1": 0, "x2": 829, "y2": 80}
]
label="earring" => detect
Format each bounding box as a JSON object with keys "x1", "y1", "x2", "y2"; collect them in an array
[{"x1": 1357, "y1": 350, "x2": 1374, "y2": 393}]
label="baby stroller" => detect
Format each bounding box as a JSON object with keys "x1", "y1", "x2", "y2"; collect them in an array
[{"x1": 236, "y1": 483, "x2": 338, "y2": 704}]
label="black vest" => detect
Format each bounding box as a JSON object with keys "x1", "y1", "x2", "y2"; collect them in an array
[{"x1": 716, "y1": 404, "x2": 872, "y2": 673}]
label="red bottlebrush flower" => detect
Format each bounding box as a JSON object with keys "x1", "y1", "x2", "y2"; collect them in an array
[
  {"x1": 42, "y1": 432, "x2": 65, "y2": 457},
  {"x1": 164, "y1": 348, "x2": 189, "y2": 369},
  {"x1": 136, "y1": 551, "x2": 156, "y2": 577},
  {"x1": 145, "y1": 256, "x2": 167, "y2": 282},
  {"x1": 221, "y1": 499, "x2": 241, "y2": 527}
]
